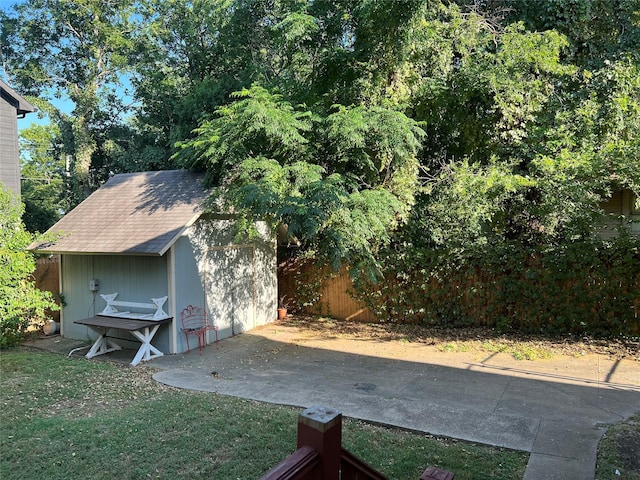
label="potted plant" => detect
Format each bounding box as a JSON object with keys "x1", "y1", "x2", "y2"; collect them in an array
[{"x1": 277, "y1": 296, "x2": 289, "y2": 320}]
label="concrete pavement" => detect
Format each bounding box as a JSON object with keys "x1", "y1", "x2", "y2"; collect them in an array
[
  {"x1": 150, "y1": 323, "x2": 639, "y2": 480},
  {"x1": 30, "y1": 323, "x2": 640, "y2": 479}
]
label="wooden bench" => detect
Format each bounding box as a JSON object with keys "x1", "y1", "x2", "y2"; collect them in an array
[
  {"x1": 100, "y1": 292, "x2": 169, "y2": 320},
  {"x1": 74, "y1": 293, "x2": 172, "y2": 366}
]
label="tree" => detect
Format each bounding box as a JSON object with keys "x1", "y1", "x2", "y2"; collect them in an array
[
  {"x1": 126, "y1": 0, "x2": 235, "y2": 167},
  {"x1": 0, "y1": 185, "x2": 59, "y2": 347},
  {"x1": 19, "y1": 123, "x2": 66, "y2": 233},
  {"x1": 129, "y1": 0, "x2": 342, "y2": 164},
  {"x1": 4, "y1": 0, "x2": 638, "y2": 280},
  {"x1": 500, "y1": 0, "x2": 640, "y2": 67},
  {"x1": 177, "y1": 85, "x2": 425, "y2": 276},
  {"x1": 170, "y1": 0, "x2": 639, "y2": 275},
  {"x1": 1, "y1": 0, "x2": 137, "y2": 204},
  {"x1": 384, "y1": 2, "x2": 640, "y2": 251}
]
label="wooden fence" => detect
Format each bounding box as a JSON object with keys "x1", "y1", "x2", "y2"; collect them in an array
[
  {"x1": 278, "y1": 254, "x2": 640, "y2": 335},
  {"x1": 278, "y1": 260, "x2": 376, "y2": 322},
  {"x1": 34, "y1": 255, "x2": 60, "y2": 322}
]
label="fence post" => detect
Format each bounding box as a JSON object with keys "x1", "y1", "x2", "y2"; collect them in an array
[
  {"x1": 420, "y1": 466, "x2": 455, "y2": 480},
  {"x1": 296, "y1": 406, "x2": 342, "y2": 480}
]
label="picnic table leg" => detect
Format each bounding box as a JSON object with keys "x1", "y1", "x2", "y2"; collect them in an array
[
  {"x1": 129, "y1": 325, "x2": 163, "y2": 366},
  {"x1": 85, "y1": 327, "x2": 122, "y2": 359}
]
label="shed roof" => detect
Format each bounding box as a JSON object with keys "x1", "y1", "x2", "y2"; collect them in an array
[
  {"x1": 30, "y1": 170, "x2": 209, "y2": 256},
  {"x1": 0, "y1": 79, "x2": 36, "y2": 117}
]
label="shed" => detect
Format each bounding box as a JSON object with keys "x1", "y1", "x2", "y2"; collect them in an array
[
  {"x1": 30, "y1": 170, "x2": 277, "y2": 355},
  {"x1": 0, "y1": 79, "x2": 35, "y2": 197}
]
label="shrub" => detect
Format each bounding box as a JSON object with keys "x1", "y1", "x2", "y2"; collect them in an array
[
  {"x1": 0, "y1": 185, "x2": 59, "y2": 347},
  {"x1": 354, "y1": 235, "x2": 640, "y2": 337}
]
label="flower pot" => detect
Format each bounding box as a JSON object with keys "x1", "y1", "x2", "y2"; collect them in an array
[
  {"x1": 277, "y1": 308, "x2": 287, "y2": 320},
  {"x1": 43, "y1": 320, "x2": 60, "y2": 335}
]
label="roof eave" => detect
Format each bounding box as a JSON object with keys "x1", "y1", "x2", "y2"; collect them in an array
[
  {"x1": 29, "y1": 248, "x2": 164, "y2": 256},
  {"x1": 157, "y1": 212, "x2": 203, "y2": 256},
  {"x1": 0, "y1": 80, "x2": 36, "y2": 115},
  {"x1": 29, "y1": 211, "x2": 204, "y2": 256}
]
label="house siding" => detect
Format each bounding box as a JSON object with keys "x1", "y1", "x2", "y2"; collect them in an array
[
  {"x1": 0, "y1": 97, "x2": 20, "y2": 196},
  {"x1": 598, "y1": 189, "x2": 640, "y2": 239},
  {"x1": 624, "y1": 189, "x2": 640, "y2": 236},
  {"x1": 172, "y1": 233, "x2": 207, "y2": 353}
]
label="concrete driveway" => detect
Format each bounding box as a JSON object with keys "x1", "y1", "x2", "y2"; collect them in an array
[{"x1": 149, "y1": 322, "x2": 640, "y2": 480}]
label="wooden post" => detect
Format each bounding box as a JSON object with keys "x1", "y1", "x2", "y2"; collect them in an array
[
  {"x1": 421, "y1": 466, "x2": 455, "y2": 480},
  {"x1": 296, "y1": 406, "x2": 342, "y2": 480}
]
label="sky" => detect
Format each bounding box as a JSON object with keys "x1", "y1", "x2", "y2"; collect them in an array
[
  {"x1": 0, "y1": 0, "x2": 22, "y2": 11},
  {"x1": 0, "y1": 0, "x2": 21, "y2": 14}
]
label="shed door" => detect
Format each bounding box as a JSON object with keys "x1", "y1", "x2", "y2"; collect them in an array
[{"x1": 204, "y1": 246, "x2": 255, "y2": 338}]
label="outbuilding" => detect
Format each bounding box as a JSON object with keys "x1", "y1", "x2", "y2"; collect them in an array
[{"x1": 30, "y1": 169, "x2": 277, "y2": 357}]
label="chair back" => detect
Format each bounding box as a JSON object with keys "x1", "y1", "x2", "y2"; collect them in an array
[{"x1": 181, "y1": 305, "x2": 208, "y2": 331}]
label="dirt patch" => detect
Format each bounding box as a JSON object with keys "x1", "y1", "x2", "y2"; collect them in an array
[{"x1": 283, "y1": 314, "x2": 640, "y2": 361}]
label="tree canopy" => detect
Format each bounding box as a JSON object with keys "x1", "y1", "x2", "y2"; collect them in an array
[{"x1": 2, "y1": 0, "x2": 639, "y2": 274}]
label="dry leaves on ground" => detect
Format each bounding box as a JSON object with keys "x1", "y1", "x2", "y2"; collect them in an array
[{"x1": 285, "y1": 315, "x2": 640, "y2": 361}]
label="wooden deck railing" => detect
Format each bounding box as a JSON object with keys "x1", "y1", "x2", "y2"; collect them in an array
[
  {"x1": 260, "y1": 446, "x2": 319, "y2": 480},
  {"x1": 260, "y1": 406, "x2": 455, "y2": 480},
  {"x1": 340, "y1": 448, "x2": 388, "y2": 480}
]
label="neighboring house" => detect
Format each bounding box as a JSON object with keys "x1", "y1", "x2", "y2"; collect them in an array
[
  {"x1": 29, "y1": 169, "x2": 277, "y2": 354},
  {"x1": 598, "y1": 188, "x2": 640, "y2": 239},
  {"x1": 0, "y1": 80, "x2": 35, "y2": 198}
]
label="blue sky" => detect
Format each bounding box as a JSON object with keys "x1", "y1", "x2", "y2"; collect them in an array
[{"x1": 0, "y1": 0, "x2": 22, "y2": 12}]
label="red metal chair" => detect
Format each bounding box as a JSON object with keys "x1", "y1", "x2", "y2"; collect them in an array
[{"x1": 180, "y1": 305, "x2": 219, "y2": 354}]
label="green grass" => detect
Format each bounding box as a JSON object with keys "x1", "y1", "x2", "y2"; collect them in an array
[
  {"x1": 1, "y1": 349, "x2": 528, "y2": 479},
  {"x1": 596, "y1": 412, "x2": 640, "y2": 480},
  {"x1": 436, "y1": 339, "x2": 553, "y2": 360}
]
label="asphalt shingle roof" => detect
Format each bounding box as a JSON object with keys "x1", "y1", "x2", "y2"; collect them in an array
[{"x1": 30, "y1": 170, "x2": 209, "y2": 255}]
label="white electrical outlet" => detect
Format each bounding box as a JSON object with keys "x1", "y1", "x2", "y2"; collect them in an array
[{"x1": 89, "y1": 279, "x2": 99, "y2": 291}]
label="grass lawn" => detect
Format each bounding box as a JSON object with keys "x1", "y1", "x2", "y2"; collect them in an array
[
  {"x1": 596, "y1": 411, "x2": 640, "y2": 480},
  {"x1": 1, "y1": 349, "x2": 528, "y2": 479}
]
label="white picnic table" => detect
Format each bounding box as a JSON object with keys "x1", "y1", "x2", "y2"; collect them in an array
[{"x1": 74, "y1": 315, "x2": 172, "y2": 366}]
